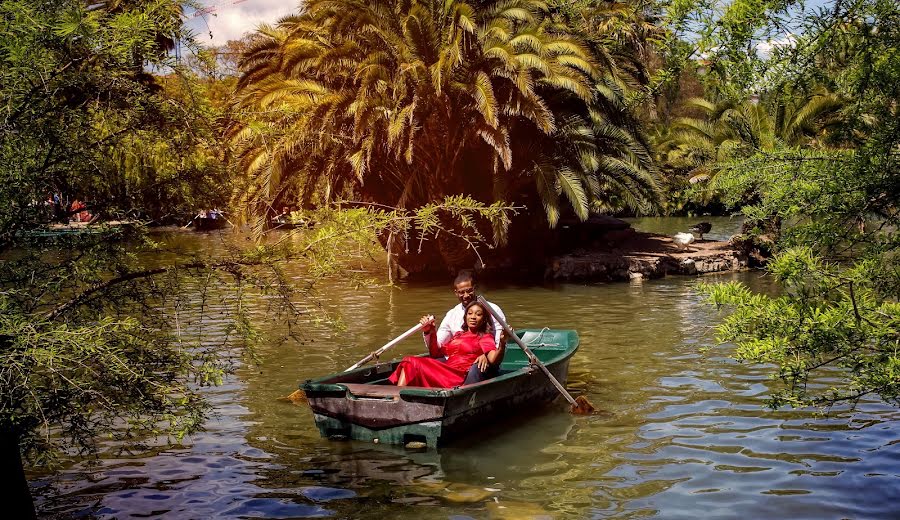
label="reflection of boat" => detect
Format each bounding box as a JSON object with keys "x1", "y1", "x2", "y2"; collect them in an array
[
  {"x1": 192, "y1": 216, "x2": 228, "y2": 231},
  {"x1": 301, "y1": 329, "x2": 579, "y2": 447}
]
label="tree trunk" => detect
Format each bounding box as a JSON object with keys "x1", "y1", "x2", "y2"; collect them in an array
[{"x1": 1, "y1": 430, "x2": 37, "y2": 520}]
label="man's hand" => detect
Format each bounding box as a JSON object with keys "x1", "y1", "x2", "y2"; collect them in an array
[{"x1": 499, "y1": 327, "x2": 510, "y2": 346}]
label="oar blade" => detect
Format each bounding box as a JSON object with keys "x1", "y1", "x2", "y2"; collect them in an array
[
  {"x1": 571, "y1": 395, "x2": 595, "y2": 415},
  {"x1": 278, "y1": 389, "x2": 307, "y2": 404}
]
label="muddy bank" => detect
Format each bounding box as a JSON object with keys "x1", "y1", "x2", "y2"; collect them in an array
[{"x1": 546, "y1": 231, "x2": 750, "y2": 282}]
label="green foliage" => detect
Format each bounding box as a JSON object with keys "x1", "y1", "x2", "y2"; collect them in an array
[
  {"x1": 689, "y1": 0, "x2": 900, "y2": 408},
  {"x1": 653, "y1": 91, "x2": 844, "y2": 206},
  {"x1": 0, "y1": 0, "x2": 229, "y2": 231},
  {"x1": 700, "y1": 251, "x2": 899, "y2": 408},
  {"x1": 0, "y1": 224, "x2": 268, "y2": 466},
  {"x1": 230, "y1": 0, "x2": 660, "y2": 246},
  {"x1": 0, "y1": 313, "x2": 211, "y2": 462},
  {"x1": 0, "y1": 0, "x2": 237, "y2": 489},
  {"x1": 295, "y1": 197, "x2": 517, "y2": 278}
]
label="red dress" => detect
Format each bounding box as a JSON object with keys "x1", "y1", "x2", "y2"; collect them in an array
[{"x1": 388, "y1": 331, "x2": 496, "y2": 388}]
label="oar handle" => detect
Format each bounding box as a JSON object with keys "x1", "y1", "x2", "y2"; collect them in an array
[
  {"x1": 344, "y1": 322, "x2": 425, "y2": 372},
  {"x1": 477, "y1": 296, "x2": 578, "y2": 407}
]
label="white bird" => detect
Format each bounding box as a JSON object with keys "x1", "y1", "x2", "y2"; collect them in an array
[{"x1": 673, "y1": 232, "x2": 695, "y2": 251}]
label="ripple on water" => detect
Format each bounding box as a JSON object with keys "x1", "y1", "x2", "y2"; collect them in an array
[
  {"x1": 29, "y1": 255, "x2": 900, "y2": 519},
  {"x1": 222, "y1": 498, "x2": 333, "y2": 518},
  {"x1": 300, "y1": 485, "x2": 357, "y2": 502}
]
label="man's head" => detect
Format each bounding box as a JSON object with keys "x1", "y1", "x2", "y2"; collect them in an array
[{"x1": 452, "y1": 270, "x2": 476, "y2": 306}]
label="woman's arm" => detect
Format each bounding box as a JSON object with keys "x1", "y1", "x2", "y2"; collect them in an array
[
  {"x1": 420, "y1": 315, "x2": 443, "y2": 358},
  {"x1": 474, "y1": 335, "x2": 498, "y2": 372}
]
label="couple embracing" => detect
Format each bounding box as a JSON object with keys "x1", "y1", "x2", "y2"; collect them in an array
[{"x1": 389, "y1": 271, "x2": 507, "y2": 388}]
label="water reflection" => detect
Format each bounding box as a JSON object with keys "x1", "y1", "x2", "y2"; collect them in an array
[
  {"x1": 624, "y1": 215, "x2": 744, "y2": 242},
  {"x1": 33, "y1": 231, "x2": 900, "y2": 519}
]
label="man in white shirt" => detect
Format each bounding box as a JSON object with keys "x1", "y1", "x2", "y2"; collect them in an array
[{"x1": 427, "y1": 270, "x2": 507, "y2": 384}]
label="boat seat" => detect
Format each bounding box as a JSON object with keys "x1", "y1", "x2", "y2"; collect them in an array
[{"x1": 342, "y1": 383, "x2": 404, "y2": 398}]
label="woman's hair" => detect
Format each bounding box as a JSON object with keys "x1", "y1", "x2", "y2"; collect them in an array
[{"x1": 461, "y1": 301, "x2": 492, "y2": 335}]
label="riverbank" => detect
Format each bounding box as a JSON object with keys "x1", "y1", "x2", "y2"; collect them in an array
[{"x1": 547, "y1": 231, "x2": 750, "y2": 282}]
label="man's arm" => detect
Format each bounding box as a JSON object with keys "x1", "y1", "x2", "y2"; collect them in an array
[
  {"x1": 487, "y1": 302, "x2": 508, "y2": 366},
  {"x1": 435, "y1": 306, "x2": 459, "y2": 346},
  {"x1": 488, "y1": 302, "x2": 506, "y2": 345}
]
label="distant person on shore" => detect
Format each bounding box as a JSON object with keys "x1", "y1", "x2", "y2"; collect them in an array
[
  {"x1": 50, "y1": 193, "x2": 66, "y2": 223},
  {"x1": 432, "y1": 270, "x2": 508, "y2": 384},
  {"x1": 70, "y1": 199, "x2": 91, "y2": 223}
]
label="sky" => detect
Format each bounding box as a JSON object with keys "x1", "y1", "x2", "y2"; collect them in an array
[
  {"x1": 184, "y1": 0, "x2": 831, "y2": 50},
  {"x1": 186, "y1": 0, "x2": 301, "y2": 46}
]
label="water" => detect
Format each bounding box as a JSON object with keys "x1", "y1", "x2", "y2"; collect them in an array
[
  {"x1": 623, "y1": 216, "x2": 744, "y2": 241},
  {"x1": 33, "y1": 231, "x2": 899, "y2": 519}
]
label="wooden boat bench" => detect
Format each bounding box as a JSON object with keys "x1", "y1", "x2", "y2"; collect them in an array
[{"x1": 342, "y1": 383, "x2": 403, "y2": 399}]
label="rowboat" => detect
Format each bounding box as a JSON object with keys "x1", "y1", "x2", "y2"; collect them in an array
[
  {"x1": 192, "y1": 216, "x2": 228, "y2": 231},
  {"x1": 300, "y1": 329, "x2": 579, "y2": 447},
  {"x1": 19, "y1": 222, "x2": 134, "y2": 240}
]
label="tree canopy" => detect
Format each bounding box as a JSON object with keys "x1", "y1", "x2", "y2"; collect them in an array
[
  {"x1": 0, "y1": 1, "x2": 234, "y2": 516},
  {"x1": 230, "y1": 0, "x2": 660, "y2": 273},
  {"x1": 683, "y1": 0, "x2": 899, "y2": 408},
  {"x1": 0, "y1": 0, "x2": 230, "y2": 232}
]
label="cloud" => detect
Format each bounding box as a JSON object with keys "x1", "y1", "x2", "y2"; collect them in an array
[
  {"x1": 756, "y1": 34, "x2": 797, "y2": 59},
  {"x1": 186, "y1": 0, "x2": 300, "y2": 46}
]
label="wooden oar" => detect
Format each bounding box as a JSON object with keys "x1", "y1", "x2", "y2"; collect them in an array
[
  {"x1": 282, "y1": 321, "x2": 426, "y2": 404},
  {"x1": 477, "y1": 296, "x2": 595, "y2": 415},
  {"x1": 344, "y1": 321, "x2": 425, "y2": 372}
]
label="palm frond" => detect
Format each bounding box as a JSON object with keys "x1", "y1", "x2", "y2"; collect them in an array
[
  {"x1": 471, "y1": 70, "x2": 499, "y2": 128},
  {"x1": 530, "y1": 160, "x2": 561, "y2": 227},
  {"x1": 557, "y1": 168, "x2": 589, "y2": 220}
]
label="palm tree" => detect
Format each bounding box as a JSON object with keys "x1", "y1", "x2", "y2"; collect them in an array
[
  {"x1": 231, "y1": 0, "x2": 659, "y2": 273},
  {"x1": 657, "y1": 90, "x2": 844, "y2": 188},
  {"x1": 561, "y1": 0, "x2": 663, "y2": 86}
]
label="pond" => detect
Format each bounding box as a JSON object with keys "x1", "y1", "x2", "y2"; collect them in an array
[
  {"x1": 623, "y1": 215, "x2": 745, "y2": 242},
  {"x1": 34, "y1": 231, "x2": 898, "y2": 519}
]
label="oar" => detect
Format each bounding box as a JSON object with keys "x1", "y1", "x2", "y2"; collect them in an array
[
  {"x1": 477, "y1": 296, "x2": 595, "y2": 415},
  {"x1": 281, "y1": 321, "x2": 426, "y2": 404},
  {"x1": 344, "y1": 321, "x2": 425, "y2": 372}
]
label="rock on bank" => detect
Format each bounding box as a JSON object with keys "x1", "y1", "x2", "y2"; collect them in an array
[{"x1": 546, "y1": 231, "x2": 749, "y2": 282}]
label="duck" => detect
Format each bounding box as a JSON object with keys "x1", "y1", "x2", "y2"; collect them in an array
[
  {"x1": 673, "y1": 232, "x2": 695, "y2": 251},
  {"x1": 689, "y1": 221, "x2": 712, "y2": 240}
]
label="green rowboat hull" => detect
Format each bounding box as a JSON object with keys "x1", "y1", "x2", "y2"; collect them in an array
[{"x1": 300, "y1": 329, "x2": 579, "y2": 447}]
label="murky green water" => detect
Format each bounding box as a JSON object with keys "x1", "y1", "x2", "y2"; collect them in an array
[
  {"x1": 34, "y1": 231, "x2": 899, "y2": 519},
  {"x1": 623, "y1": 216, "x2": 744, "y2": 242}
]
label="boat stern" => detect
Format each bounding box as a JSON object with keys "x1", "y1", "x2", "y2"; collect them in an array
[{"x1": 302, "y1": 373, "x2": 451, "y2": 447}]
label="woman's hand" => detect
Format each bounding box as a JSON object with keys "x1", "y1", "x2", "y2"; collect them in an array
[
  {"x1": 475, "y1": 354, "x2": 490, "y2": 372},
  {"x1": 419, "y1": 315, "x2": 435, "y2": 333}
]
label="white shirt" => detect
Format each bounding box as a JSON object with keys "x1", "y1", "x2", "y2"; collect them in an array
[{"x1": 431, "y1": 300, "x2": 506, "y2": 347}]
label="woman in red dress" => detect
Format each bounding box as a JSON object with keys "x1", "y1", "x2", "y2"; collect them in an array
[{"x1": 389, "y1": 301, "x2": 498, "y2": 388}]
